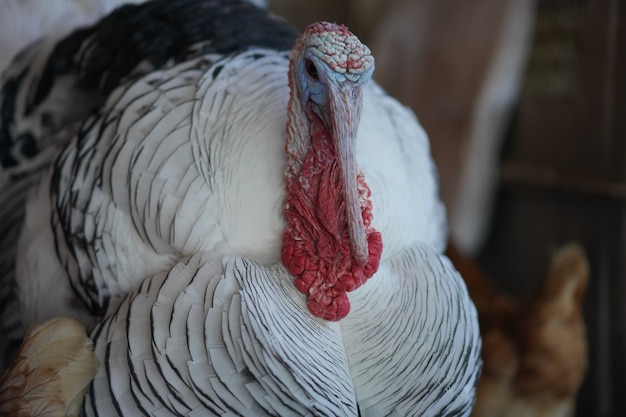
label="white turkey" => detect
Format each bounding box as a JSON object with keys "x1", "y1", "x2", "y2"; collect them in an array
[{"x1": 0, "y1": 0, "x2": 481, "y2": 415}]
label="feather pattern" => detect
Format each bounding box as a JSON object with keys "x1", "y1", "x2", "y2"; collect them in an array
[
  {"x1": 0, "y1": 0, "x2": 296, "y2": 364},
  {"x1": 0, "y1": 0, "x2": 295, "y2": 174},
  {"x1": 84, "y1": 242, "x2": 479, "y2": 416}
]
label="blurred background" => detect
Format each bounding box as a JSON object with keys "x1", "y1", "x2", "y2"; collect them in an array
[{"x1": 271, "y1": 0, "x2": 624, "y2": 416}]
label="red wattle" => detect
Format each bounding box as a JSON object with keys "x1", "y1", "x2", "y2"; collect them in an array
[{"x1": 281, "y1": 114, "x2": 382, "y2": 321}]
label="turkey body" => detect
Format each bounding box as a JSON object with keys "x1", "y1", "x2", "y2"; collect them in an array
[
  {"x1": 0, "y1": 0, "x2": 478, "y2": 415},
  {"x1": 16, "y1": 41, "x2": 444, "y2": 322},
  {"x1": 3, "y1": 0, "x2": 445, "y2": 331},
  {"x1": 84, "y1": 244, "x2": 479, "y2": 416}
]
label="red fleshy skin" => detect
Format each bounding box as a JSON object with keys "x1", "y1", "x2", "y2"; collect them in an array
[{"x1": 282, "y1": 112, "x2": 382, "y2": 321}]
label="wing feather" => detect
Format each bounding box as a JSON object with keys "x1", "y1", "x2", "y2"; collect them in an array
[
  {"x1": 85, "y1": 252, "x2": 358, "y2": 416},
  {"x1": 343, "y1": 242, "x2": 482, "y2": 416}
]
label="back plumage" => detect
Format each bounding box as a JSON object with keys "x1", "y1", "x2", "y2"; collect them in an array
[
  {"x1": 0, "y1": 0, "x2": 150, "y2": 76},
  {"x1": 0, "y1": 0, "x2": 291, "y2": 174}
]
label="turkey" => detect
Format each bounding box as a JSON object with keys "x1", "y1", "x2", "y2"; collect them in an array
[{"x1": 0, "y1": 0, "x2": 480, "y2": 415}]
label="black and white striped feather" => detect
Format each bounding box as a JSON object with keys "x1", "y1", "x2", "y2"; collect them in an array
[
  {"x1": 0, "y1": 0, "x2": 295, "y2": 366},
  {"x1": 0, "y1": 0, "x2": 293, "y2": 173},
  {"x1": 84, "y1": 243, "x2": 480, "y2": 416}
]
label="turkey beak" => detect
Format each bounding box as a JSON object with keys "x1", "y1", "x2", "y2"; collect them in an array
[{"x1": 328, "y1": 83, "x2": 368, "y2": 266}]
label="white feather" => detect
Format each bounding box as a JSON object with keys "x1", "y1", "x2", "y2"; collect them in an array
[
  {"x1": 17, "y1": 47, "x2": 446, "y2": 322},
  {"x1": 84, "y1": 242, "x2": 479, "y2": 416}
]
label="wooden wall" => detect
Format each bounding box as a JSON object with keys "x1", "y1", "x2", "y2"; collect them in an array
[{"x1": 480, "y1": 1, "x2": 626, "y2": 415}]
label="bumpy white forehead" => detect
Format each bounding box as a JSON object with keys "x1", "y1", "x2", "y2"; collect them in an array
[{"x1": 293, "y1": 22, "x2": 374, "y2": 75}]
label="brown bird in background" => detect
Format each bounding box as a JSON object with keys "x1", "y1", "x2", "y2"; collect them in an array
[
  {"x1": 0, "y1": 317, "x2": 98, "y2": 417},
  {"x1": 448, "y1": 242, "x2": 589, "y2": 417}
]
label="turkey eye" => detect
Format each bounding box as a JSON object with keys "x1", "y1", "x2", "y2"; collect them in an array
[{"x1": 305, "y1": 59, "x2": 319, "y2": 81}]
